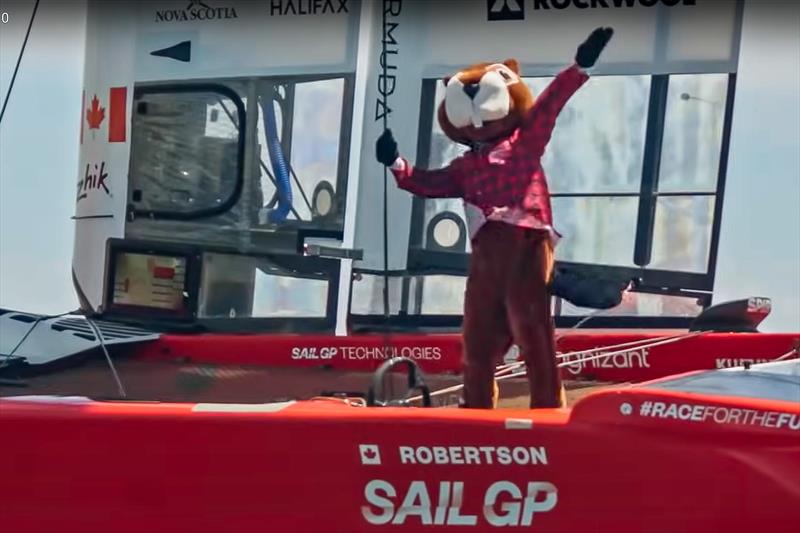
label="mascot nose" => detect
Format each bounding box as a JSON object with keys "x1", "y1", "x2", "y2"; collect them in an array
[{"x1": 463, "y1": 83, "x2": 480, "y2": 100}]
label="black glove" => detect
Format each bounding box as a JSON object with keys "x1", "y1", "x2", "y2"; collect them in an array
[
  {"x1": 575, "y1": 27, "x2": 614, "y2": 69},
  {"x1": 376, "y1": 129, "x2": 399, "y2": 167}
]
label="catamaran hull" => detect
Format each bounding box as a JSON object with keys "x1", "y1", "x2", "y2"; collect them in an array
[{"x1": 1, "y1": 382, "x2": 798, "y2": 533}]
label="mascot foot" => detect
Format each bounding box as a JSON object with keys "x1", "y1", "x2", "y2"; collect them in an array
[
  {"x1": 459, "y1": 379, "x2": 500, "y2": 409},
  {"x1": 530, "y1": 386, "x2": 567, "y2": 409}
]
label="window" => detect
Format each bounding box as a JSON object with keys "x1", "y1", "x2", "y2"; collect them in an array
[
  {"x1": 417, "y1": 275, "x2": 466, "y2": 315},
  {"x1": 199, "y1": 252, "x2": 330, "y2": 319},
  {"x1": 251, "y1": 78, "x2": 348, "y2": 227},
  {"x1": 289, "y1": 79, "x2": 346, "y2": 223},
  {"x1": 350, "y1": 273, "x2": 468, "y2": 317},
  {"x1": 650, "y1": 74, "x2": 729, "y2": 273},
  {"x1": 128, "y1": 76, "x2": 352, "y2": 232},
  {"x1": 397, "y1": 72, "x2": 735, "y2": 324},
  {"x1": 559, "y1": 292, "x2": 703, "y2": 318},
  {"x1": 552, "y1": 196, "x2": 640, "y2": 267},
  {"x1": 350, "y1": 273, "x2": 405, "y2": 316},
  {"x1": 124, "y1": 77, "x2": 352, "y2": 330},
  {"x1": 534, "y1": 75, "x2": 651, "y2": 195},
  {"x1": 129, "y1": 86, "x2": 245, "y2": 218},
  {"x1": 419, "y1": 75, "x2": 651, "y2": 265}
]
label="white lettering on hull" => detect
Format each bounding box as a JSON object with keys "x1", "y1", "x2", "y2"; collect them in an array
[{"x1": 362, "y1": 480, "x2": 557, "y2": 527}]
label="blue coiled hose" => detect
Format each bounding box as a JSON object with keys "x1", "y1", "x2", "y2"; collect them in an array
[{"x1": 261, "y1": 95, "x2": 293, "y2": 223}]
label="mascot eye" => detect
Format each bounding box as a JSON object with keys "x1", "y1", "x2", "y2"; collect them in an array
[{"x1": 499, "y1": 70, "x2": 511, "y2": 81}]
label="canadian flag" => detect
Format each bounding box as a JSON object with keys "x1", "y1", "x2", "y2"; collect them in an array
[{"x1": 81, "y1": 87, "x2": 127, "y2": 144}]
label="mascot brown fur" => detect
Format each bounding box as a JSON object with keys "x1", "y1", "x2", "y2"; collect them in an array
[{"x1": 377, "y1": 28, "x2": 614, "y2": 408}]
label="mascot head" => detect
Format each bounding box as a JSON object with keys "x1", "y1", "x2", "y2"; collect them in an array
[{"x1": 438, "y1": 59, "x2": 533, "y2": 146}]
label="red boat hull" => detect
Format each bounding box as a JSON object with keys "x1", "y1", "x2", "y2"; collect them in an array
[
  {"x1": 2, "y1": 382, "x2": 798, "y2": 533},
  {"x1": 136, "y1": 330, "x2": 799, "y2": 381}
]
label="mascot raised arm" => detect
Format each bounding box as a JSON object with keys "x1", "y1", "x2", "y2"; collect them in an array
[{"x1": 376, "y1": 28, "x2": 614, "y2": 408}]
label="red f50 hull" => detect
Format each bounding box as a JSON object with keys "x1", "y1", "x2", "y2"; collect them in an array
[{"x1": 1, "y1": 374, "x2": 798, "y2": 533}]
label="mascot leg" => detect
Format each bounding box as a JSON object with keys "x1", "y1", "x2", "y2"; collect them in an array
[
  {"x1": 506, "y1": 228, "x2": 563, "y2": 408},
  {"x1": 462, "y1": 225, "x2": 512, "y2": 409}
]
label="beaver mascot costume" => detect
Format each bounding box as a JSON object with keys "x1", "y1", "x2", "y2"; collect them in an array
[{"x1": 376, "y1": 27, "x2": 614, "y2": 408}]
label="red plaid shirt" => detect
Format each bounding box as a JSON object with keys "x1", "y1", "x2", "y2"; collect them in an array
[{"x1": 392, "y1": 64, "x2": 588, "y2": 231}]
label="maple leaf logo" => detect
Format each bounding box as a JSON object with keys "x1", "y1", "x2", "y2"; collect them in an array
[
  {"x1": 359, "y1": 444, "x2": 381, "y2": 465},
  {"x1": 86, "y1": 94, "x2": 105, "y2": 130}
]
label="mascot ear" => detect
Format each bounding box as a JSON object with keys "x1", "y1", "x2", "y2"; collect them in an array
[{"x1": 502, "y1": 58, "x2": 520, "y2": 74}]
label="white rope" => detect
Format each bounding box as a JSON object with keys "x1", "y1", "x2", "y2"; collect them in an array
[
  {"x1": 554, "y1": 330, "x2": 706, "y2": 369},
  {"x1": 84, "y1": 317, "x2": 127, "y2": 398},
  {"x1": 495, "y1": 338, "x2": 798, "y2": 383},
  {"x1": 407, "y1": 330, "x2": 707, "y2": 403},
  {"x1": 774, "y1": 348, "x2": 799, "y2": 362},
  {"x1": 310, "y1": 396, "x2": 367, "y2": 407},
  {"x1": 408, "y1": 382, "x2": 463, "y2": 403},
  {"x1": 494, "y1": 331, "x2": 696, "y2": 377}
]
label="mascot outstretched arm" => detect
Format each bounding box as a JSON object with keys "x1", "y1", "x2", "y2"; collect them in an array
[{"x1": 376, "y1": 28, "x2": 614, "y2": 409}]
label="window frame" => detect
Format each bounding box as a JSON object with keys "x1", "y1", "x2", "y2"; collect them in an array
[{"x1": 381, "y1": 71, "x2": 739, "y2": 328}]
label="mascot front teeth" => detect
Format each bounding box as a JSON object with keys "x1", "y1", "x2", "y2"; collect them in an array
[{"x1": 376, "y1": 27, "x2": 615, "y2": 409}]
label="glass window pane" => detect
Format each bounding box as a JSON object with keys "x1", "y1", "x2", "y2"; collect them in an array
[
  {"x1": 650, "y1": 196, "x2": 715, "y2": 273},
  {"x1": 531, "y1": 75, "x2": 651, "y2": 194},
  {"x1": 418, "y1": 275, "x2": 466, "y2": 315},
  {"x1": 291, "y1": 79, "x2": 344, "y2": 221},
  {"x1": 129, "y1": 90, "x2": 241, "y2": 215},
  {"x1": 423, "y1": 76, "x2": 649, "y2": 254},
  {"x1": 426, "y1": 75, "x2": 650, "y2": 195},
  {"x1": 256, "y1": 79, "x2": 346, "y2": 225},
  {"x1": 559, "y1": 292, "x2": 703, "y2": 318},
  {"x1": 199, "y1": 253, "x2": 328, "y2": 318},
  {"x1": 659, "y1": 74, "x2": 728, "y2": 193},
  {"x1": 350, "y1": 274, "x2": 404, "y2": 316},
  {"x1": 552, "y1": 196, "x2": 639, "y2": 267}
]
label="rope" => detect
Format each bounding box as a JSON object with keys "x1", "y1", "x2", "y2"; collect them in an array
[
  {"x1": 774, "y1": 348, "x2": 799, "y2": 362},
  {"x1": 378, "y1": 0, "x2": 395, "y2": 401},
  {"x1": 494, "y1": 330, "x2": 695, "y2": 377},
  {"x1": 380, "y1": 0, "x2": 390, "y2": 324},
  {"x1": 0, "y1": 0, "x2": 40, "y2": 124},
  {"x1": 310, "y1": 396, "x2": 367, "y2": 407},
  {"x1": 545, "y1": 330, "x2": 703, "y2": 371},
  {"x1": 83, "y1": 317, "x2": 127, "y2": 398},
  {"x1": 406, "y1": 329, "x2": 708, "y2": 403}
]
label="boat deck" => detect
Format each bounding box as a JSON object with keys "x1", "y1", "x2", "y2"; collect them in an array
[{"x1": 0, "y1": 357, "x2": 615, "y2": 408}]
